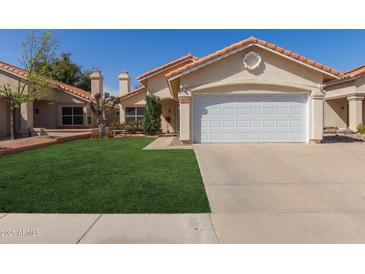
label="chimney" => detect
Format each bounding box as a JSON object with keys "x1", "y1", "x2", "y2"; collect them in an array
[
  {"x1": 119, "y1": 71, "x2": 130, "y2": 97},
  {"x1": 90, "y1": 70, "x2": 104, "y2": 98}
]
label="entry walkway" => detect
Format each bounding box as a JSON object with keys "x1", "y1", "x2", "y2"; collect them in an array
[
  {"x1": 143, "y1": 136, "x2": 192, "y2": 150},
  {"x1": 0, "y1": 133, "x2": 91, "y2": 156}
]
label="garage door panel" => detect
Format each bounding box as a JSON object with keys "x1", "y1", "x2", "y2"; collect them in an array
[
  {"x1": 237, "y1": 120, "x2": 248, "y2": 128},
  {"x1": 223, "y1": 107, "x2": 235, "y2": 115},
  {"x1": 222, "y1": 132, "x2": 235, "y2": 140},
  {"x1": 193, "y1": 94, "x2": 307, "y2": 143},
  {"x1": 223, "y1": 120, "x2": 235, "y2": 128},
  {"x1": 263, "y1": 132, "x2": 275, "y2": 140},
  {"x1": 263, "y1": 107, "x2": 275, "y2": 115},
  {"x1": 263, "y1": 120, "x2": 275, "y2": 128},
  {"x1": 237, "y1": 132, "x2": 249, "y2": 140},
  {"x1": 237, "y1": 107, "x2": 249, "y2": 115},
  {"x1": 210, "y1": 132, "x2": 221, "y2": 141},
  {"x1": 277, "y1": 119, "x2": 289, "y2": 128},
  {"x1": 210, "y1": 120, "x2": 221, "y2": 128}
]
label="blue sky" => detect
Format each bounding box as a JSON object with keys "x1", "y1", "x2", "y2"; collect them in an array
[{"x1": 0, "y1": 30, "x2": 364, "y2": 95}]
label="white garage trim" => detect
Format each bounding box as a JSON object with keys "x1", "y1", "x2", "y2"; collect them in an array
[{"x1": 192, "y1": 93, "x2": 309, "y2": 144}]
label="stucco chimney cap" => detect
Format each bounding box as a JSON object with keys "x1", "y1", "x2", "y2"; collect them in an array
[
  {"x1": 118, "y1": 71, "x2": 130, "y2": 80},
  {"x1": 90, "y1": 70, "x2": 104, "y2": 80}
]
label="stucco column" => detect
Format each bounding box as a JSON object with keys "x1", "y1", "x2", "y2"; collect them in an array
[
  {"x1": 310, "y1": 94, "x2": 324, "y2": 144},
  {"x1": 179, "y1": 97, "x2": 192, "y2": 143},
  {"x1": 347, "y1": 96, "x2": 364, "y2": 132},
  {"x1": 19, "y1": 102, "x2": 34, "y2": 135},
  {"x1": 120, "y1": 105, "x2": 126, "y2": 123}
]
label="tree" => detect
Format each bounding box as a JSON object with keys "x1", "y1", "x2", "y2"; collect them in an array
[
  {"x1": 39, "y1": 52, "x2": 91, "y2": 91},
  {"x1": 77, "y1": 69, "x2": 92, "y2": 91},
  {"x1": 0, "y1": 31, "x2": 57, "y2": 139},
  {"x1": 143, "y1": 95, "x2": 161, "y2": 135},
  {"x1": 89, "y1": 92, "x2": 120, "y2": 138}
]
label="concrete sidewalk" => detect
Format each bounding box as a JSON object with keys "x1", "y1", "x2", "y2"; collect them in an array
[{"x1": 0, "y1": 213, "x2": 217, "y2": 244}]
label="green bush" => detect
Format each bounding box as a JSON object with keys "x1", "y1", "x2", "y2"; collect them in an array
[
  {"x1": 357, "y1": 124, "x2": 365, "y2": 134},
  {"x1": 143, "y1": 95, "x2": 162, "y2": 135},
  {"x1": 126, "y1": 120, "x2": 144, "y2": 134}
]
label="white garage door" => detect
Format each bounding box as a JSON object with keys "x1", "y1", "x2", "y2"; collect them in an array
[{"x1": 192, "y1": 94, "x2": 307, "y2": 143}]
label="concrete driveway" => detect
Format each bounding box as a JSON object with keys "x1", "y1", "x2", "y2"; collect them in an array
[{"x1": 194, "y1": 143, "x2": 365, "y2": 243}]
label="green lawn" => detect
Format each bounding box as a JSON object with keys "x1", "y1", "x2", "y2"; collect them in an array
[{"x1": 0, "y1": 137, "x2": 210, "y2": 213}]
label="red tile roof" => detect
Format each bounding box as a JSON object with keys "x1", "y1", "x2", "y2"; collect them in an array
[
  {"x1": 344, "y1": 65, "x2": 365, "y2": 78},
  {"x1": 165, "y1": 36, "x2": 344, "y2": 79},
  {"x1": 137, "y1": 53, "x2": 197, "y2": 81},
  {"x1": 325, "y1": 65, "x2": 365, "y2": 87},
  {"x1": 0, "y1": 61, "x2": 91, "y2": 100}
]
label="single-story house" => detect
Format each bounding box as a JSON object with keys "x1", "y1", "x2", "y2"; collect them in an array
[
  {"x1": 0, "y1": 62, "x2": 119, "y2": 136},
  {"x1": 119, "y1": 36, "x2": 365, "y2": 144}
]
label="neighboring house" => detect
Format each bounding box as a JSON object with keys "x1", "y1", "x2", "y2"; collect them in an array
[
  {"x1": 0, "y1": 62, "x2": 119, "y2": 136},
  {"x1": 119, "y1": 36, "x2": 365, "y2": 144},
  {"x1": 324, "y1": 66, "x2": 365, "y2": 131}
]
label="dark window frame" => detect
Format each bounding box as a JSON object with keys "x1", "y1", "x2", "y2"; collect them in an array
[
  {"x1": 125, "y1": 107, "x2": 145, "y2": 122},
  {"x1": 62, "y1": 106, "x2": 85, "y2": 126}
]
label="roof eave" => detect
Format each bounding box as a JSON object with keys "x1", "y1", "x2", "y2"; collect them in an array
[
  {"x1": 119, "y1": 88, "x2": 147, "y2": 101},
  {"x1": 325, "y1": 75, "x2": 362, "y2": 88},
  {"x1": 0, "y1": 66, "x2": 91, "y2": 102},
  {"x1": 136, "y1": 55, "x2": 196, "y2": 82},
  {"x1": 167, "y1": 43, "x2": 342, "y2": 81}
]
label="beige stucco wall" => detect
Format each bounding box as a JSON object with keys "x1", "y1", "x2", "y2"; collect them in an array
[
  {"x1": 161, "y1": 99, "x2": 178, "y2": 133},
  {"x1": 0, "y1": 68, "x2": 91, "y2": 130},
  {"x1": 144, "y1": 60, "x2": 193, "y2": 100},
  {"x1": 324, "y1": 99, "x2": 348, "y2": 129},
  {"x1": 180, "y1": 46, "x2": 324, "y2": 91},
  {"x1": 120, "y1": 91, "x2": 146, "y2": 123},
  {"x1": 177, "y1": 46, "x2": 329, "y2": 143},
  {"x1": 32, "y1": 90, "x2": 89, "y2": 128},
  {"x1": 146, "y1": 75, "x2": 172, "y2": 99},
  {"x1": 120, "y1": 90, "x2": 178, "y2": 133},
  {"x1": 324, "y1": 76, "x2": 365, "y2": 130},
  {"x1": 0, "y1": 70, "x2": 21, "y2": 89},
  {"x1": 33, "y1": 100, "x2": 57, "y2": 128},
  {"x1": 325, "y1": 81, "x2": 357, "y2": 100},
  {"x1": 0, "y1": 70, "x2": 32, "y2": 135},
  {"x1": 0, "y1": 99, "x2": 20, "y2": 136},
  {"x1": 0, "y1": 98, "x2": 8, "y2": 136}
]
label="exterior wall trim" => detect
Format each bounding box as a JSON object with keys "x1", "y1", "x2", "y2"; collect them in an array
[{"x1": 185, "y1": 80, "x2": 316, "y2": 94}]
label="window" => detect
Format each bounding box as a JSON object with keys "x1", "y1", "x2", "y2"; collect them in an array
[
  {"x1": 62, "y1": 106, "x2": 84, "y2": 125},
  {"x1": 125, "y1": 107, "x2": 145, "y2": 122}
]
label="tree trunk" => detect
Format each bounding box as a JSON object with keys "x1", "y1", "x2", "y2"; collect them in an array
[
  {"x1": 96, "y1": 110, "x2": 106, "y2": 139},
  {"x1": 10, "y1": 108, "x2": 16, "y2": 140},
  {"x1": 98, "y1": 122, "x2": 105, "y2": 139}
]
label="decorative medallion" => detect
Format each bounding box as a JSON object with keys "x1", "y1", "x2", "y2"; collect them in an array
[{"x1": 242, "y1": 51, "x2": 262, "y2": 71}]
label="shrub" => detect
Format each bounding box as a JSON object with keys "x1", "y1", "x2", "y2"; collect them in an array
[
  {"x1": 111, "y1": 120, "x2": 144, "y2": 134},
  {"x1": 357, "y1": 124, "x2": 365, "y2": 134},
  {"x1": 143, "y1": 95, "x2": 161, "y2": 135},
  {"x1": 126, "y1": 120, "x2": 144, "y2": 134},
  {"x1": 109, "y1": 121, "x2": 121, "y2": 130}
]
